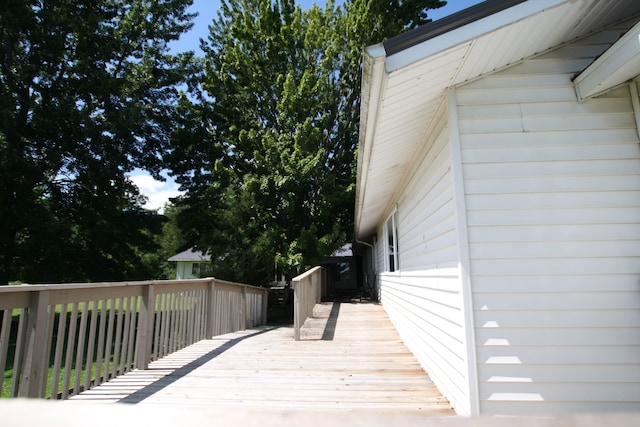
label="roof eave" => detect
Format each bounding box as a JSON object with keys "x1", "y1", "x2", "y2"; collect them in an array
[
  {"x1": 383, "y1": 0, "x2": 528, "y2": 56},
  {"x1": 167, "y1": 248, "x2": 211, "y2": 262},
  {"x1": 574, "y1": 19, "x2": 640, "y2": 101},
  {"x1": 355, "y1": 44, "x2": 387, "y2": 242},
  {"x1": 383, "y1": 0, "x2": 567, "y2": 73},
  {"x1": 356, "y1": 0, "x2": 568, "y2": 242}
]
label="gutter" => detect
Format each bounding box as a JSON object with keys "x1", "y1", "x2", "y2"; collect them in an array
[{"x1": 354, "y1": 44, "x2": 387, "y2": 242}]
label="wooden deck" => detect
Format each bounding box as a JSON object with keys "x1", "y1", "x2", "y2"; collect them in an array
[{"x1": 68, "y1": 300, "x2": 453, "y2": 415}]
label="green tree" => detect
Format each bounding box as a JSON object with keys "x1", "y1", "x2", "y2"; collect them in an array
[
  {"x1": 167, "y1": 0, "x2": 445, "y2": 285},
  {"x1": 0, "y1": 0, "x2": 197, "y2": 283},
  {"x1": 168, "y1": 0, "x2": 346, "y2": 285},
  {"x1": 140, "y1": 202, "x2": 193, "y2": 280}
]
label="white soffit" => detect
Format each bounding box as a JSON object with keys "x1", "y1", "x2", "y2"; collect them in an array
[
  {"x1": 355, "y1": 0, "x2": 640, "y2": 240},
  {"x1": 575, "y1": 19, "x2": 640, "y2": 100}
]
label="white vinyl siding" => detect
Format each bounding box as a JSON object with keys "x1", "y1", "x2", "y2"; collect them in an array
[
  {"x1": 455, "y1": 24, "x2": 640, "y2": 415},
  {"x1": 376, "y1": 105, "x2": 474, "y2": 415}
]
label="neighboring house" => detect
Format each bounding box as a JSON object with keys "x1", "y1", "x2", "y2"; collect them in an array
[
  {"x1": 355, "y1": 0, "x2": 640, "y2": 417},
  {"x1": 167, "y1": 248, "x2": 211, "y2": 280}
]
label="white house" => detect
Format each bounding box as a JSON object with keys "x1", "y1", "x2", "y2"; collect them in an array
[
  {"x1": 355, "y1": 0, "x2": 640, "y2": 416},
  {"x1": 167, "y1": 248, "x2": 211, "y2": 280}
]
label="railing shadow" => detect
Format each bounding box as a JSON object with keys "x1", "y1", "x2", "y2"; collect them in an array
[
  {"x1": 118, "y1": 327, "x2": 278, "y2": 404},
  {"x1": 321, "y1": 302, "x2": 340, "y2": 341}
]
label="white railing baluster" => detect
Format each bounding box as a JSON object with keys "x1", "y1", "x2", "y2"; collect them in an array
[
  {"x1": 40, "y1": 306, "x2": 55, "y2": 397},
  {"x1": 125, "y1": 296, "x2": 137, "y2": 371},
  {"x1": 160, "y1": 293, "x2": 170, "y2": 358},
  {"x1": 152, "y1": 292, "x2": 162, "y2": 361},
  {"x1": 0, "y1": 279, "x2": 268, "y2": 399},
  {"x1": 73, "y1": 301, "x2": 88, "y2": 396},
  {"x1": 84, "y1": 300, "x2": 98, "y2": 392},
  {"x1": 119, "y1": 297, "x2": 131, "y2": 375},
  {"x1": 178, "y1": 291, "x2": 186, "y2": 348},
  {"x1": 61, "y1": 303, "x2": 78, "y2": 399},
  {"x1": 0, "y1": 309, "x2": 12, "y2": 394},
  {"x1": 50, "y1": 304, "x2": 66, "y2": 399},
  {"x1": 111, "y1": 298, "x2": 124, "y2": 379},
  {"x1": 94, "y1": 300, "x2": 107, "y2": 387},
  {"x1": 11, "y1": 309, "x2": 28, "y2": 397},
  {"x1": 103, "y1": 299, "x2": 116, "y2": 383}
]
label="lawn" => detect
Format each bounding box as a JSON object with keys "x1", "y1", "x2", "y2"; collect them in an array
[{"x1": 1, "y1": 304, "x2": 132, "y2": 399}]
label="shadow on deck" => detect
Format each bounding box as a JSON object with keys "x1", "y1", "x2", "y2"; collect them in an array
[
  {"x1": 118, "y1": 327, "x2": 276, "y2": 404},
  {"x1": 68, "y1": 301, "x2": 454, "y2": 415}
]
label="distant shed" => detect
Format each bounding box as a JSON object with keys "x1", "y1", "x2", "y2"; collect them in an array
[
  {"x1": 319, "y1": 244, "x2": 357, "y2": 293},
  {"x1": 167, "y1": 248, "x2": 211, "y2": 280}
]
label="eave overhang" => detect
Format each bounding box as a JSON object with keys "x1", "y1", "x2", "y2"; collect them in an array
[
  {"x1": 575, "y1": 20, "x2": 640, "y2": 101},
  {"x1": 355, "y1": 0, "x2": 640, "y2": 242}
]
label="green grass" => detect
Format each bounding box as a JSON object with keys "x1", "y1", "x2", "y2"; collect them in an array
[
  {"x1": 2, "y1": 292, "x2": 229, "y2": 398},
  {"x1": 1, "y1": 308, "x2": 131, "y2": 399}
]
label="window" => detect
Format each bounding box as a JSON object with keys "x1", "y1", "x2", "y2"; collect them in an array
[
  {"x1": 191, "y1": 262, "x2": 212, "y2": 278},
  {"x1": 384, "y1": 211, "x2": 399, "y2": 272}
]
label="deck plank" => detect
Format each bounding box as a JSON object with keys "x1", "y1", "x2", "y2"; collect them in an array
[{"x1": 69, "y1": 301, "x2": 454, "y2": 415}]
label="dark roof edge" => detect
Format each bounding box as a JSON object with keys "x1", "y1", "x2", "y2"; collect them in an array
[{"x1": 383, "y1": 0, "x2": 529, "y2": 56}]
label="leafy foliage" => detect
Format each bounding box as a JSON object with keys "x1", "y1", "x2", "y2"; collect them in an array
[
  {"x1": 141, "y1": 203, "x2": 193, "y2": 280},
  {"x1": 0, "y1": 0, "x2": 446, "y2": 285},
  {"x1": 0, "y1": 0, "x2": 197, "y2": 283},
  {"x1": 167, "y1": 0, "x2": 445, "y2": 285}
]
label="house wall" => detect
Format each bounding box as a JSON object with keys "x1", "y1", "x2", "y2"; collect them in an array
[
  {"x1": 374, "y1": 104, "x2": 475, "y2": 415},
  {"x1": 454, "y1": 25, "x2": 640, "y2": 414},
  {"x1": 175, "y1": 261, "x2": 197, "y2": 280}
]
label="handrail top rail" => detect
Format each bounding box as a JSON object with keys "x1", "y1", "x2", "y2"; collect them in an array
[
  {"x1": 0, "y1": 277, "x2": 267, "y2": 294},
  {"x1": 291, "y1": 266, "x2": 324, "y2": 284},
  {"x1": 0, "y1": 273, "x2": 269, "y2": 399}
]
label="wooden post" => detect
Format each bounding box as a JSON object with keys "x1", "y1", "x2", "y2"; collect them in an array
[
  {"x1": 261, "y1": 288, "x2": 268, "y2": 326},
  {"x1": 135, "y1": 284, "x2": 155, "y2": 370},
  {"x1": 205, "y1": 279, "x2": 216, "y2": 338},
  {"x1": 316, "y1": 269, "x2": 322, "y2": 303},
  {"x1": 240, "y1": 286, "x2": 247, "y2": 331},
  {"x1": 20, "y1": 289, "x2": 50, "y2": 398},
  {"x1": 293, "y1": 279, "x2": 300, "y2": 341}
]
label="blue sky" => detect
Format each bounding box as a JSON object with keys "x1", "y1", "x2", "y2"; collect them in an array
[
  {"x1": 131, "y1": 0, "x2": 484, "y2": 211},
  {"x1": 169, "y1": 0, "x2": 484, "y2": 54}
]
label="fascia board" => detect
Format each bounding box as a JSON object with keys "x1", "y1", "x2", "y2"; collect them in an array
[
  {"x1": 384, "y1": 0, "x2": 568, "y2": 73},
  {"x1": 355, "y1": 45, "x2": 387, "y2": 240}
]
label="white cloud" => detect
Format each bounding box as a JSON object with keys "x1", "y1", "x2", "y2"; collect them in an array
[{"x1": 129, "y1": 171, "x2": 183, "y2": 213}]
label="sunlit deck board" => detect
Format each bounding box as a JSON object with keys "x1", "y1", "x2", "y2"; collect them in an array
[{"x1": 69, "y1": 301, "x2": 454, "y2": 414}]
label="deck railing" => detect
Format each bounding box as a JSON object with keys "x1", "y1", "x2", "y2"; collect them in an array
[
  {"x1": 292, "y1": 266, "x2": 327, "y2": 340},
  {"x1": 0, "y1": 278, "x2": 268, "y2": 399}
]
